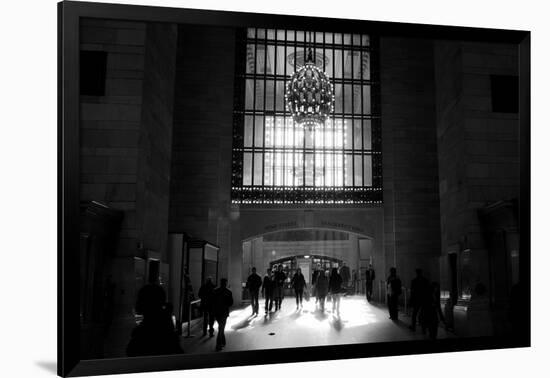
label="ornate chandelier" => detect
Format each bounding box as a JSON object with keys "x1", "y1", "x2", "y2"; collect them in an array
[{"x1": 285, "y1": 42, "x2": 334, "y2": 130}]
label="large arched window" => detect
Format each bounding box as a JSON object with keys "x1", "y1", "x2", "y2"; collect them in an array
[{"x1": 232, "y1": 28, "x2": 381, "y2": 204}]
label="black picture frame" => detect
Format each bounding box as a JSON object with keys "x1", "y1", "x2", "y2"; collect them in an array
[{"x1": 59, "y1": 1, "x2": 531, "y2": 376}]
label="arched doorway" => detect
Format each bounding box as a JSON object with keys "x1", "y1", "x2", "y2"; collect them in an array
[{"x1": 241, "y1": 228, "x2": 374, "y2": 300}]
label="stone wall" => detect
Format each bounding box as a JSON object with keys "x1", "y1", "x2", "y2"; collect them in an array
[
  {"x1": 380, "y1": 37, "x2": 442, "y2": 287},
  {"x1": 79, "y1": 19, "x2": 178, "y2": 357}
]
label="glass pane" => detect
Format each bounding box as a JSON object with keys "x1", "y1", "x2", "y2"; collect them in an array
[
  {"x1": 333, "y1": 49, "x2": 343, "y2": 78},
  {"x1": 361, "y1": 35, "x2": 370, "y2": 46},
  {"x1": 257, "y1": 29, "x2": 266, "y2": 39},
  {"x1": 364, "y1": 155, "x2": 372, "y2": 186},
  {"x1": 344, "y1": 120, "x2": 353, "y2": 149},
  {"x1": 246, "y1": 44, "x2": 256, "y2": 74},
  {"x1": 265, "y1": 116, "x2": 274, "y2": 147},
  {"x1": 324, "y1": 32, "x2": 333, "y2": 44},
  {"x1": 276, "y1": 46, "x2": 286, "y2": 76},
  {"x1": 267, "y1": 29, "x2": 275, "y2": 40},
  {"x1": 352, "y1": 51, "x2": 361, "y2": 79},
  {"x1": 247, "y1": 28, "x2": 256, "y2": 39},
  {"x1": 354, "y1": 155, "x2": 362, "y2": 186},
  {"x1": 276, "y1": 30, "x2": 286, "y2": 41},
  {"x1": 305, "y1": 153, "x2": 314, "y2": 186},
  {"x1": 353, "y1": 85, "x2": 362, "y2": 114},
  {"x1": 266, "y1": 45, "x2": 275, "y2": 75},
  {"x1": 286, "y1": 30, "x2": 295, "y2": 41},
  {"x1": 363, "y1": 120, "x2": 372, "y2": 150},
  {"x1": 343, "y1": 50, "x2": 353, "y2": 79},
  {"x1": 254, "y1": 116, "x2": 264, "y2": 146},
  {"x1": 333, "y1": 33, "x2": 342, "y2": 45},
  {"x1": 344, "y1": 84, "x2": 352, "y2": 114},
  {"x1": 255, "y1": 80, "x2": 264, "y2": 110},
  {"x1": 243, "y1": 152, "x2": 252, "y2": 185},
  {"x1": 284, "y1": 152, "x2": 293, "y2": 186},
  {"x1": 344, "y1": 154, "x2": 353, "y2": 187},
  {"x1": 274, "y1": 152, "x2": 284, "y2": 186},
  {"x1": 324, "y1": 153, "x2": 333, "y2": 187},
  {"x1": 334, "y1": 154, "x2": 343, "y2": 186},
  {"x1": 295, "y1": 152, "x2": 303, "y2": 186},
  {"x1": 265, "y1": 80, "x2": 275, "y2": 111},
  {"x1": 361, "y1": 51, "x2": 371, "y2": 80},
  {"x1": 353, "y1": 119, "x2": 362, "y2": 150},
  {"x1": 334, "y1": 83, "x2": 343, "y2": 113},
  {"x1": 362, "y1": 85, "x2": 371, "y2": 114},
  {"x1": 334, "y1": 119, "x2": 344, "y2": 148},
  {"x1": 264, "y1": 152, "x2": 273, "y2": 186},
  {"x1": 343, "y1": 34, "x2": 352, "y2": 45},
  {"x1": 305, "y1": 127, "x2": 314, "y2": 149},
  {"x1": 244, "y1": 115, "x2": 253, "y2": 147},
  {"x1": 275, "y1": 80, "x2": 285, "y2": 111},
  {"x1": 253, "y1": 152, "x2": 263, "y2": 185},
  {"x1": 315, "y1": 153, "x2": 325, "y2": 187},
  {"x1": 296, "y1": 31, "x2": 305, "y2": 43},
  {"x1": 256, "y1": 44, "x2": 266, "y2": 74},
  {"x1": 315, "y1": 31, "x2": 324, "y2": 44},
  {"x1": 352, "y1": 34, "x2": 361, "y2": 46},
  {"x1": 245, "y1": 79, "x2": 254, "y2": 109}
]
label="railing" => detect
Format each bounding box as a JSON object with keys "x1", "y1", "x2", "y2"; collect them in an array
[{"x1": 184, "y1": 299, "x2": 201, "y2": 338}]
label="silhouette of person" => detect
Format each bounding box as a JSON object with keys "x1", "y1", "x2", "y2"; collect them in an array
[
  {"x1": 329, "y1": 267, "x2": 343, "y2": 315},
  {"x1": 212, "y1": 278, "x2": 233, "y2": 351},
  {"x1": 262, "y1": 268, "x2": 275, "y2": 314},
  {"x1": 386, "y1": 267, "x2": 402, "y2": 320},
  {"x1": 126, "y1": 283, "x2": 183, "y2": 357},
  {"x1": 365, "y1": 264, "x2": 376, "y2": 302},
  {"x1": 246, "y1": 267, "x2": 262, "y2": 315},
  {"x1": 291, "y1": 268, "x2": 306, "y2": 309},
  {"x1": 316, "y1": 270, "x2": 329, "y2": 312},
  {"x1": 312, "y1": 263, "x2": 322, "y2": 304},
  {"x1": 421, "y1": 281, "x2": 445, "y2": 340},
  {"x1": 339, "y1": 262, "x2": 350, "y2": 292},
  {"x1": 273, "y1": 264, "x2": 287, "y2": 311},
  {"x1": 409, "y1": 268, "x2": 430, "y2": 331},
  {"x1": 198, "y1": 276, "x2": 216, "y2": 337}
]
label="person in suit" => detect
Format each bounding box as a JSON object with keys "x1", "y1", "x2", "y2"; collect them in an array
[
  {"x1": 386, "y1": 267, "x2": 402, "y2": 320},
  {"x1": 291, "y1": 268, "x2": 307, "y2": 309},
  {"x1": 421, "y1": 281, "x2": 446, "y2": 340},
  {"x1": 315, "y1": 270, "x2": 329, "y2": 312},
  {"x1": 409, "y1": 268, "x2": 430, "y2": 331},
  {"x1": 198, "y1": 276, "x2": 216, "y2": 337},
  {"x1": 212, "y1": 278, "x2": 233, "y2": 351},
  {"x1": 246, "y1": 267, "x2": 262, "y2": 315},
  {"x1": 312, "y1": 263, "x2": 322, "y2": 305},
  {"x1": 339, "y1": 262, "x2": 351, "y2": 293},
  {"x1": 273, "y1": 264, "x2": 287, "y2": 311},
  {"x1": 262, "y1": 268, "x2": 275, "y2": 314},
  {"x1": 329, "y1": 267, "x2": 343, "y2": 315},
  {"x1": 365, "y1": 264, "x2": 376, "y2": 302}
]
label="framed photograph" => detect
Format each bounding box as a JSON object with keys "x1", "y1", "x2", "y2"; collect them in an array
[{"x1": 59, "y1": 1, "x2": 530, "y2": 376}]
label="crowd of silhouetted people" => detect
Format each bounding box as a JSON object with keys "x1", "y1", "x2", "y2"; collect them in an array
[{"x1": 126, "y1": 264, "x2": 449, "y2": 357}]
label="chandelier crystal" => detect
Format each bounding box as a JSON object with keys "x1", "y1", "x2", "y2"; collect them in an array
[{"x1": 285, "y1": 48, "x2": 334, "y2": 130}]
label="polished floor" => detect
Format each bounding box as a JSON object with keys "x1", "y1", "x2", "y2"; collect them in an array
[{"x1": 180, "y1": 295, "x2": 454, "y2": 354}]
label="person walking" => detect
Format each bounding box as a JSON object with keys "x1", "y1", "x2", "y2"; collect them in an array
[
  {"x1": 315, "y1": 270, "x2": 329, "y2": 312},
  {"x1": 312, "y1": 263, "x2": 322, "y2": 305},
  {"x1": 409, "y1": 268, "x2": 430, "y2": 331},
  {"x1": 198, "y1": 276, "x2": 216, "y2": 337},
  {"x1": 291, "y1": 268, "x2": 307, "y2": 309},
  {"x1": 365, "y1": 264, "x2": 376, "y2": 302},
  {"x1": 212, "y1": 278, "x2": 233, "y2": 351},
  {"x1": 421, "y1": 281, "x2": 446, "y2": 340},
  {"x1": 273, "y1": 264, "x2": 287, "y2": 311},
  {"x1": 386, "y1": 267, "x2": 402, "y2": 320},
  {"x1": 339, "y1": 262, "x2": 350, "y2": 294},
  {"x1": 246, "y1": 267, "x2": 262, "y2": 315},
  {"x1": 329, "y1": 267, "x2": 343, "y2": 315},
  {"x1": 262, "y1": 268, "x2": 275, "y2": 314}
]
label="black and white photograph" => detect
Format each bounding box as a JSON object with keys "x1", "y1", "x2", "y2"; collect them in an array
[{"x1": 5, "y1": 0, "x2": 550, "y2": 377}]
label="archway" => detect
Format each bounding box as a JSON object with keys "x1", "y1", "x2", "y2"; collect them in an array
[{"x1": 240, "y1": 227, "x2": 375, "y2": 300}]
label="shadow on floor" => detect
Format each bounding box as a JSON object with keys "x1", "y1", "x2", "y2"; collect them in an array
[
  {"x1": 232, "y1": 314, "x2": 257, "y2": 330},
  {"x1": 35, "y1": 361, "x2": 57, "y2": 374}
]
